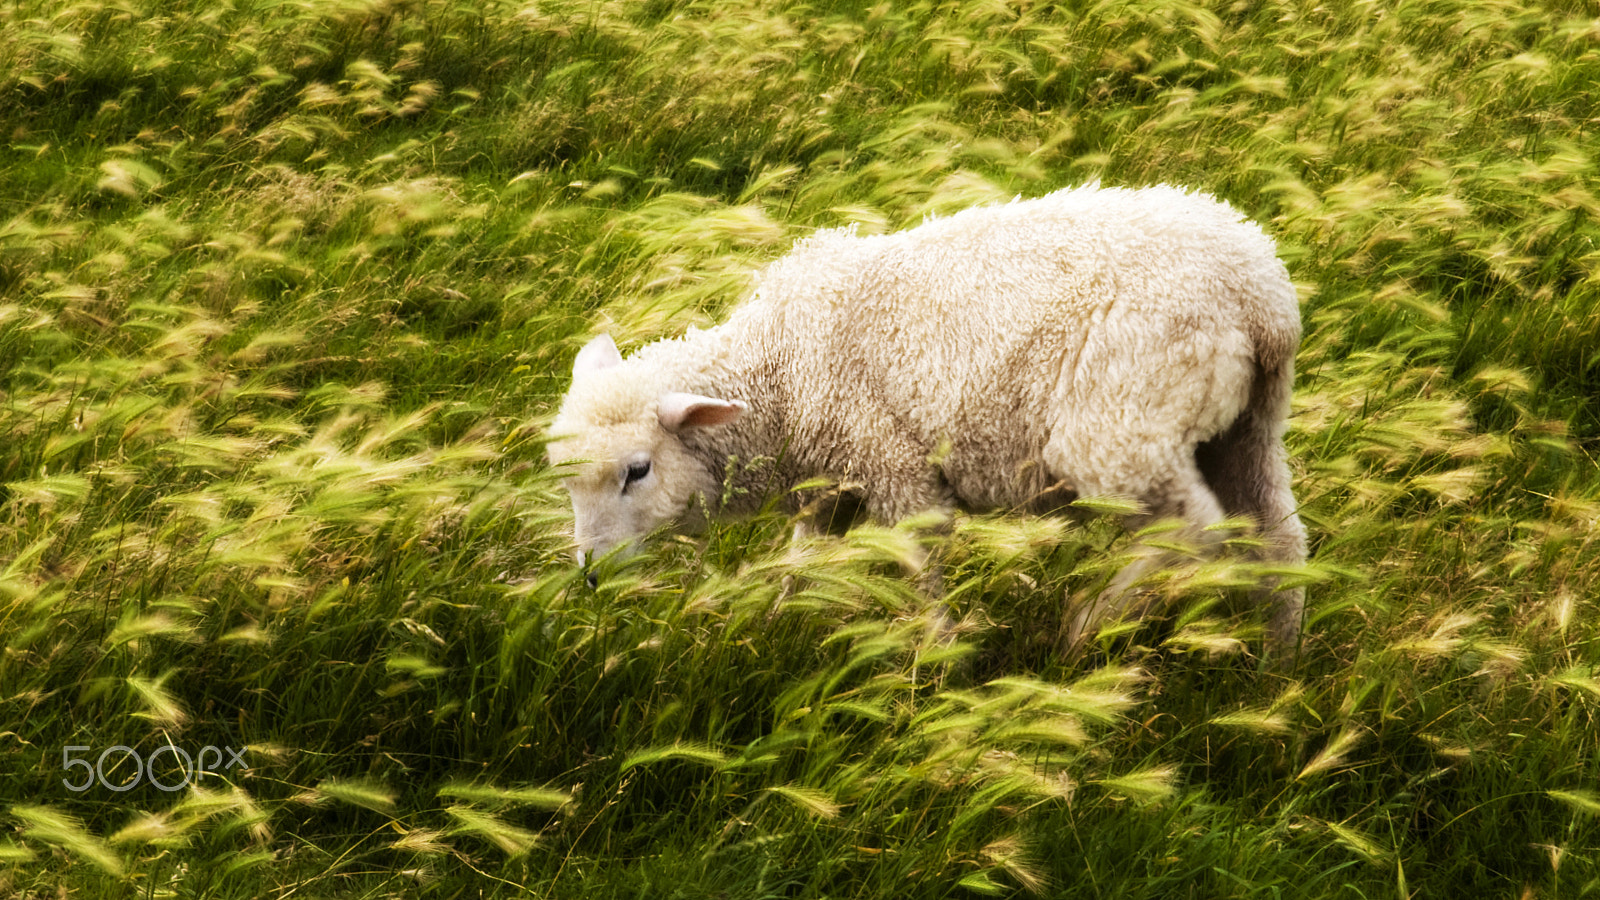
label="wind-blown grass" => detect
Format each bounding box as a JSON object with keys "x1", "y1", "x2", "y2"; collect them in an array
[{"x1": 2, "y1": 0, "x2": 1598, "y2": 896}]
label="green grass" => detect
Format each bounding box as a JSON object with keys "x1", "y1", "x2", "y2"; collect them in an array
[{"x1": 3, "y1": 0, "x2": 1600, "y2": 896}]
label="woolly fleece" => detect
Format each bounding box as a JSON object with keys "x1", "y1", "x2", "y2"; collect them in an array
[{"x1": 549, "y1": 183, "x2": 1307, "y2": 648}]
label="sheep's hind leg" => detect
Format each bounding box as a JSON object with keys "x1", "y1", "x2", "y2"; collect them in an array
[
  {"x1": 1197, "y1": 443, "x2": 1307, "y2": 663},
  {"x1": 1065, "y1": 463, "x2": 1226, "y2": 650},
  {"x1": 1194, "y1": 364, "x2": 1308, "y2": 663}
]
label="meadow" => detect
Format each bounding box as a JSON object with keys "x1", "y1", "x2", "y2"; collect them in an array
[{"x1": 1, "y1": 0, "x2": 1598, "y2": 896}]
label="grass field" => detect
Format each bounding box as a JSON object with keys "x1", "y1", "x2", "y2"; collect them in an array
[{"x1": 2, "y1": 0, "x2": 1599, "y2": 896}]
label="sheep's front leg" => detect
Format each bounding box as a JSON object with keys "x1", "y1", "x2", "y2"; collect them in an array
[
  {"x1": 859, "y1": 460, "x2": 958, "y2": 587},
  {"x1": 777, "y1": 483, "x2": 867, "y2": 607},
  {"x1": 776, "y1": 520, "x2": 812, "y2": 609}
]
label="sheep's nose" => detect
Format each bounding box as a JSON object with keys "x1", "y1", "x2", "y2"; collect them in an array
[{"x1": 585, "y1": 570, "x2": 598, "y2": 589}]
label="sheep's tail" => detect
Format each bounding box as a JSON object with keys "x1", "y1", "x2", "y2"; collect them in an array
[{"x1": 1197, "y1": 352, "x2": 1296, "y2": 525}]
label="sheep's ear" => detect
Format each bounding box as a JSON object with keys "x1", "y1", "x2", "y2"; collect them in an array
[
  {"x1": 573, "y1": 335, "x2": 622, "y2": 381},
  {"x1": 659, "y1": 392, "x2": 746, "y2": 433}
]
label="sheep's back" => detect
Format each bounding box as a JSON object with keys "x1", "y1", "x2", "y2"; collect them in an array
[{"x1": 745, "y1": 184, "x2": 1297, "y2": 507}]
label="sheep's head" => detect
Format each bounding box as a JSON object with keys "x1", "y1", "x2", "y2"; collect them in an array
[{"x1": 547, "y1": 335, "x2": 746, "y2": 582}]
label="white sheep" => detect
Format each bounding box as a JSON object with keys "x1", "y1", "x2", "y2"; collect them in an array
[{"x1": 548, "y1": 183, "x2": 1307, "y2": 654}]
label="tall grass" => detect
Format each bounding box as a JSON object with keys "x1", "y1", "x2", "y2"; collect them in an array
[{"x1": 2, "y1": 0, "x2": 1598, "y2": 896}]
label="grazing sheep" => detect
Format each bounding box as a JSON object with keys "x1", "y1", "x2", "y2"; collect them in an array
[{"x1": 548, "y1": 183, "x2": 1307, "y2": 655}]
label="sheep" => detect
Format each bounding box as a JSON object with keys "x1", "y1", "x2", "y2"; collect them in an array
[{"x1": 547, "y1": 183, "x2": 1308, "y2": 656}]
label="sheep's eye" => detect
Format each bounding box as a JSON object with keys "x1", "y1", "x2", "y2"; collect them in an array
[{"x1": 623, "y1": 460, "x2": 651, "y2": 489}]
